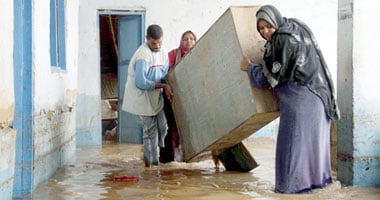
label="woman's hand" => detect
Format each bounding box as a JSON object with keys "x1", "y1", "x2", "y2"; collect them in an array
[{"x1": 240, "y1": 56, "x2": 251, "y2": 71}]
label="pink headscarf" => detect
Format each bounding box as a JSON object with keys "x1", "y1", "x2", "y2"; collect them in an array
[{"x1": 168, "y1": 30, "x2": 197, "y2": 68}]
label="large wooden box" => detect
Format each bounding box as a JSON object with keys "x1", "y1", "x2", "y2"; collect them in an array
[{"x1": 167, "y1": 6, "x2": 279, "y2": 162}]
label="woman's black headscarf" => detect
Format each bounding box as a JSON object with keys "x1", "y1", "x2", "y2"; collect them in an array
[{"x1": 256, "y1": 5, "x2": 340, "y2": 120}]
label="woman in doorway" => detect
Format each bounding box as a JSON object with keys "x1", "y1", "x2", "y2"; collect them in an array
[
  {"x1": 240, "y1": 5, "x2": 339, "y2": 193},
  {"x1": 160, "y1": 30, "x2": 197, "y2": 163}
]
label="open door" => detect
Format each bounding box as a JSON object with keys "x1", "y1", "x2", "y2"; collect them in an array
[{"x1": 117, "y1": 14, "x2": 145, "y2": 143}]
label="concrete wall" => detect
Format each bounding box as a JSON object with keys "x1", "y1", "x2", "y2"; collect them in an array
[
  {"x1": 337, "y1": 0, "x2": 380, "y2": 186},
  {"x1": 31, "y1": 0, "x2": 79, "y2": 189},
  {"x1": 77, "y1": 0, "x2": 337, "y2": 145},
  {"x1": 0, "y1": 0, "x2": 16, "y2": 199},
  {"x1": 0, "y1": 129, "x2": 16, "y2": 200},
  {"x1": 0, "y1": 1, "x2": 15, "y2": 126}
]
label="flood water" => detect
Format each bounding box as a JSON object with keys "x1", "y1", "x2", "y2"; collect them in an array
[{"x1": 33, "y1": 138, "x2": 380, "y2": 200}]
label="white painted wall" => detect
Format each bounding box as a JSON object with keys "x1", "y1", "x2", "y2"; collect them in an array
[
  {"x1": 353, "y1": 1, "x2": 380, "y2": 112},
  {"x1": 78, "y1": 0, "x2": 337, "y2": 75},
  {"x1": 33, "y1": 0, "x2": 78, "y2": 111},
  {"x1": 337, "y1": 0, "x2": 380, "y2": 186},
  {"x1": 0, "y1": 0, "x2": 14, "y2": 127},
  {"x1": 352, "y1": 0, "x2": 380, "y2": 186},
  {"x1": 32, "y1": 0, "x2": 79, "y2": 189},
  {"x1": 0, "y1": 1, "x2": 16, "y2": 198}
]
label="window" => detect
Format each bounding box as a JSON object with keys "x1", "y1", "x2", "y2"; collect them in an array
[{"x1": 50, "y1": 0, "x2": 66, "y2": 69}]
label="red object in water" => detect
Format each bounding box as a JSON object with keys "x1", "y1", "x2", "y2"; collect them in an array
[{"x1": 113, "y1": 175, "x2": 139, "y2": 182}]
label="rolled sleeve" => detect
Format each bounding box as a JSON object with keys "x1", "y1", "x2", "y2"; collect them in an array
[{"x1": 248, "y1": 63, "x2": 270, "y2": 88}]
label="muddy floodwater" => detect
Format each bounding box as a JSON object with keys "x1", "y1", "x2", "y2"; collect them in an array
[{"x1": 33, "y1": 138, "x2": 380, "y2": 200}]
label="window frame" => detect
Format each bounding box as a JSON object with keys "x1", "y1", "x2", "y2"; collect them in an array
[{"x1": 50, "y1": 0, "x2": 66, "y2": 70}]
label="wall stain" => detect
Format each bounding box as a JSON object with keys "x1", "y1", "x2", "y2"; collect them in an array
[
  {"x1": 0, "y1": 105, "x2": 14, "y2": 128},
  {"x1": 338, "y1": 153, "x2": 380, "y2": 163},
  {"x1": 338, "y1": 2, "x2": 353, "y2": 21}
]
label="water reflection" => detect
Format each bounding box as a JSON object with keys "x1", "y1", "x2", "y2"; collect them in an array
[{"x1": 32, "y1": 139, "x2": 380, "y2": 200}]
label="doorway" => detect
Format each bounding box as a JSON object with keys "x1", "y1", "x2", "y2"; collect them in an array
[
  {"x1": 98, "y1": 11, "x2": 145, "y2": 144},
  {"x1": 99, "y1": 15, "x2": 119, "y2": 143}
]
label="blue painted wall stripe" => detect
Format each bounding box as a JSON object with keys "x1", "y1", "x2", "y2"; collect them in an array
[
  {"x1": 50, "y1": 0, "x2": 66, "y2": 69},
  {"x1": 13, "y1": 0, "x2": 34, "y2": 196},
  {"x1": 49, "y1": 0, "x2": 57, "y2": 66},
  {"x1": 57, "y1": 0, "x2": 66, "y2": 69}
]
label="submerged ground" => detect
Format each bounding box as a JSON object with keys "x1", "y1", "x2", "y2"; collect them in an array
[{"x1": 33, "y1": 138, "x2": 380, "y2": 200}]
